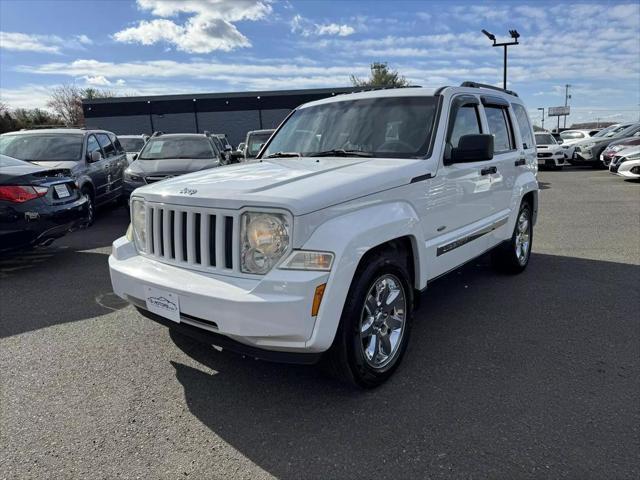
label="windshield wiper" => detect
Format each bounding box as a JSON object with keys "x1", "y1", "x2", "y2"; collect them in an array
[
  {"x1": 264, "y1": 151, "x2": 301, "y2": 158},
  {"x1": 307, "y1": 149, "x2": 372, "y2": 158}
]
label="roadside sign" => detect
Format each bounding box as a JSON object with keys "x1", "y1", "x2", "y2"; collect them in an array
[{"x1": 548, "y1": 106, "x2": 570, "y2": 116}]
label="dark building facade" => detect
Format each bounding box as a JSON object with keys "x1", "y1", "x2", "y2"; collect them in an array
[{"x1": 82, "y1": 87, "x2": 359, "y2": 147}]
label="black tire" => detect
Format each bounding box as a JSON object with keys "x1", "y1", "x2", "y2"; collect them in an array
[
  {"x1": 325, "y1": 249, "x2": 413, "y2": 388},
  {"x1": 81, "y1": 187, "x2": 95, "y2": 226},
  {"x1": 491, "y1": 199, "x2": 533, "y2": 274}
]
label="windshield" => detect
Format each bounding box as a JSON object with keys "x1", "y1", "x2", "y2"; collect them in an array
[
  {"x1": 247, "y1": 133, "x2": 273, "y2": 156},
  {"x1": 560, "y1": 131, "x2": 585, "y2": 140},
  {"x1": 593, "y1": 125, "x2": 625, "y2": 138},
  {"x1": 535, "y1": 134, "x2": 556, "y2": 145},
  {"x1": 263, "y1": 96, "x2": 438, "y2": 159},
  {"x1": 138, "y1": 137, "x2": 215, "y2": 160},
  {"x1": 120, "y1": 137, "x2": 145, "y2": 152},
  {"x1": 0, "y1": 133, "x2": 83, "y2": 161}
]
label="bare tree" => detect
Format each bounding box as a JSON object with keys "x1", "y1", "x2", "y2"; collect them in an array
[
  {"x1": 47, "y1": 84, "x2": 84, "y2": 126},
  {"x1": 351, "y1": 62, "x2": 411, "y2": 88},
  {"x1": 46, "y1": 84, "x2": 118, "y2": 126}
]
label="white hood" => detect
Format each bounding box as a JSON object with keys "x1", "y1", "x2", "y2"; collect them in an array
[{"x1": 133, "y1": 157, "x2": 422, "y2": 215}]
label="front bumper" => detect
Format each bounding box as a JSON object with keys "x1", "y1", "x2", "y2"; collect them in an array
[
  {"x1": 109, "y1": 237, "x2": 331, "y2": 354},
  {"x1": 537, "y1": 154, "x2": 566, "y2": 167}
]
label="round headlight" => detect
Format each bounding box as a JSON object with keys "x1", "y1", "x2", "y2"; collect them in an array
[{"x1": 241, "y1": 212, "x2": 290, "y2": 274}]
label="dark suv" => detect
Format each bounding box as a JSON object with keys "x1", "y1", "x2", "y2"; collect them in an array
[{"x1": 0, "y1": 128, "x2": 127, "y2": 224}]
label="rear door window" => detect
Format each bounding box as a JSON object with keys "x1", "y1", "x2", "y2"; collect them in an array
[
  {"x1": 485, "y1": 106, "x2": 515, "y2": 153},
  {"x1": 96, "y1": 133, "x2": 116, "y2": 158}
]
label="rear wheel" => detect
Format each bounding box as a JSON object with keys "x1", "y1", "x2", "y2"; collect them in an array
[
  {"x1": 326, "y1": 250, "x2": 413, "y2": 388},
  {"x1": 491, "y1": 200, "x2": 532, "y2": 274}
]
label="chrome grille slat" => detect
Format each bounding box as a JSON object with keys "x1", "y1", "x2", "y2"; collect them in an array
[
  {"x1": 153, "y1": 207, "x2": 162, "y2": 257},
  {"x1": 162, "y1": 209, "x2": 172, "y2": 259},
  {"x1": 215, "y1": 214, "x2": 226, "y2": 269},
  {"x1": 144, "y1": 203, "x2": 236, "y2": 273},
  {"x1": 200, "y1": 214, "x2": 210, "y2": 266},
  {"x1": 186, "y1": 211, "x2": 196, "y2": 264},
  {"x1": 174, "y1": 210, "x2": 184, "y2": 262}
]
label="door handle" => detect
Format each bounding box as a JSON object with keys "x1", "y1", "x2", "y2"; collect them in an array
[
  {"x1": 481, "y1": 166, "x2": 497, "y2": 176},
  {"x1": 515, "y1": 158, "x2": 526, "y2": 166}
]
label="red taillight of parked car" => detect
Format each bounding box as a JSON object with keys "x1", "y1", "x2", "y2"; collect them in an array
[{"x1": 0, "y1": 185, "x2": 48, "y2": 203}]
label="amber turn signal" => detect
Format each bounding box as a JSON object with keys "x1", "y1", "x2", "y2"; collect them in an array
[{"x1": 311, "y1": 283, "x2": 326, "y2": 317}]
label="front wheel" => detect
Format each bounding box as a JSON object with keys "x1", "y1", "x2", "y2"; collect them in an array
[
  {"x1": 81, "y1": 188, "x2": 95, "y2": 226},
  {"x1": 325, "y1": 251, "x2": 413, "y2": 388},
  {"x1": 491, "y1": 200, "x2": 533, "y2": 274}
]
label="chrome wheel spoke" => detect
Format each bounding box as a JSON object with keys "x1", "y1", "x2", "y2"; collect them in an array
[
  {"x1": 359, "y1": 274, "x2": 407, "y2": 369},
  {"x1": 379, "y1": 333, "x2": 391, "y2": 356},
  {"x1": 386, "y1": 313, "x2": 403, "y2": 331}
]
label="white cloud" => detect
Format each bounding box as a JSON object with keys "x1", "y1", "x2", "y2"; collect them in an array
[
  {"x1": 113, "y1": 0, "x2": 271, "y2": 53},
  {"x1": 0, "y1": 32, "x2": 92, "y2": 54},
  {"x1": 291, "y1": 15, "x2": 355, "y2": 37}
]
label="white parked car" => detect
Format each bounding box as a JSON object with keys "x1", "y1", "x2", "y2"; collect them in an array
[
  {"x1": 535, "y1": 132, "x2": 566, "y2": 169},
  {"x1": 109, "y1": 82, "x2": 539, "y2": 387},
  {"x1": 558, "y1": 129, "x2": 599, "y2": 158},
  {"x1": 609, "y1": 146, "x2": 640, "y2": 179}
]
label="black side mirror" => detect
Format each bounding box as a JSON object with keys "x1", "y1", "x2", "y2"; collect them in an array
[
  {"x1": 450, "y1": 134, "x2": 494, "y2": 163},
  {"x1": 557, "y1": 138, "x2": 564, "y2": 144},
  {"x1": 224, "y1": 146, "x2": 232, "y2": 152},
  {"x1": 132, "y1": 153, "x2": 138, "y2": 161}
]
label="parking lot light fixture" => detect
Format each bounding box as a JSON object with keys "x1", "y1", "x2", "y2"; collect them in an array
[{"x1": 481, "y1": 28, "x2": 520, "y2": 89}]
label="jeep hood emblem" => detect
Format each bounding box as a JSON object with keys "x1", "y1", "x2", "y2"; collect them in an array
[{"x1": 179, "y1": 187, "x2": 197, "y2": 195}]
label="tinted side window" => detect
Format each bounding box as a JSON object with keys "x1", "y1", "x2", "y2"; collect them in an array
[
  {"x1": 87, "y1": 135, "x2": 102, "y2": 158},
  {"x1": 109, "y1": 133, "x2": 124, "y2": 154},
  {"x1": 512, "y1": 103, "x2": 534, "y2": 149},
  {"x1": 485, "y1": 106, "x2": 514, "y2": 153},
  {"x1": 96, "y1": 133, "x2": 116, "y2": 158},
  {"x1": 449, "y1": 105, "x2": 481, "y2": 148}
]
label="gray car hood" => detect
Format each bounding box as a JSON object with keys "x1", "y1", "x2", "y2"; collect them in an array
[{"x1": 128, "y1": 158, "x2": 220, "y2": 175}]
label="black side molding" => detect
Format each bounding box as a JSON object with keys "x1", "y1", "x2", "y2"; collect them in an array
[{"x1": 410, "y1": 173, "x2": 433, "y2": 183}]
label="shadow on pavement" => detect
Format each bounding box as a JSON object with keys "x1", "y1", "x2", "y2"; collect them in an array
[
  {"x1": 0, "y1": 205, "x2": 130, "y2": 338},
  {"x1": 169, "y1": 253, "x2": 640, "y2": 479}
]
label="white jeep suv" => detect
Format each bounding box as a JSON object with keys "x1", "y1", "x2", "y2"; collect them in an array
[{"x1": 109, "y1": 82, "x2": 539, "y2": 388}]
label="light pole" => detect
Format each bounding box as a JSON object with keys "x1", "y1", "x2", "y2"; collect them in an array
[
  {"x1": 482, "y1": 29, "x2": 520, "y2": 90},
  {"x1": 538, "y1": 107, "x2": 545, "y2": 130},
  {"x1": 563, "y1": 84, "x2": 571, "y2": 128}
]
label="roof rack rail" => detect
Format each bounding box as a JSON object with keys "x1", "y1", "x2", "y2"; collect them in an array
[
  {"x1": 460, "y1": 81, "x2": 518, "y2": 97},
  {"x1": 151, "y1": 131, "x2": 163, "y2": 137}
]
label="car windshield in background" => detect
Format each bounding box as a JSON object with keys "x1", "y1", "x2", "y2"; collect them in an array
[
  {"x1": 138, "y1": 137, "x2": 215, "y2": 160},
  {"x1": 0, "y1": 134, "x2": 83, "y2": 161},
  {"x1": 263, "y1": 96, "x2": 439, "y2": 159},
  {"x1": 535, "y1": 134, "x2": 556, "y2": 145},
  {"x1": 248, "y1": 134, "x2": 272, "y2": 156},
  {"x1": 120, "y1": 138, "x2": 145, "y2": 152},
  {"x1": 560, "y1": 131, "x2": 584, "y2": 140},
  {"x1": 593, "y1": 125, "x2": 627, "y2": 138}
]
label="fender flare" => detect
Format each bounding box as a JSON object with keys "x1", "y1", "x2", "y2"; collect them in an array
[
  {"x1": 511, "y1": 171, "x2": 539, "y2": 227},
  {"x1": 301, "y1": 201, "x2": 425, "y2": 352}
]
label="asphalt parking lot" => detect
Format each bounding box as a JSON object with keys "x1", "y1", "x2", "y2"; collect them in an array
[{"x1": 1, "y1": 168, "x2": 638, "y2": 480}]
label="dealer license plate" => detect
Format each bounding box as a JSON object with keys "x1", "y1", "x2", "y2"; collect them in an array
[{"x1": 145, "y1": 286, "x2": 180, "y2": 323}]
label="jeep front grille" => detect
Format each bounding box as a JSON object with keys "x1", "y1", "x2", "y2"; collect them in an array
[{"x1": 144, "y1": 202, "x2": 237, "y2": 272}]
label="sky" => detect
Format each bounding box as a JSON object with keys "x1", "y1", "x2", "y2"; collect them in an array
[{"x1": 0, "y1": 0, "x2": 639, "y2": 127}]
